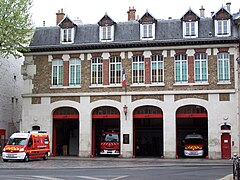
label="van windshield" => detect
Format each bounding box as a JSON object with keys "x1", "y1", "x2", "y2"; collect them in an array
[
  {"x1": 101, "y1": 134, "x2": 119, "y2": 142},
  {"x1": 7, "y1": 138, "x2": 28, "y2": 146},
  {"x1": 185, "y1": 138, "x2": 203, "y2": 145}
]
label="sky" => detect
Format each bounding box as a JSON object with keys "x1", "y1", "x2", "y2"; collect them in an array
[{"x1": 31, "y1": 0, "x2": 240, "y2": 27}]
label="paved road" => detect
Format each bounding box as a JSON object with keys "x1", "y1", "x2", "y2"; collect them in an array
[{"x1": 0, "y1": 156, "x2": 235, "y2": 180}]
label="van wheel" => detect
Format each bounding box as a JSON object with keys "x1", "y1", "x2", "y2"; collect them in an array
[
  {"x1": 24, "y1": 154, "x2": 29, "y2": 162},
  {"x1": 3, "y1": 159, "x2": 8, "y2": 162},
  {"x1": 43, "y1": 153, "x2": 48, "y2": 160}
]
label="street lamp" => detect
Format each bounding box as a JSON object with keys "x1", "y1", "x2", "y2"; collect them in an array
[{"x1": 123, "y1": 105, "x2": 128, "y2": 120}]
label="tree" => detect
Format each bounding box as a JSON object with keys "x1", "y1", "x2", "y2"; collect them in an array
[{"x1": 0, "y1": 0, "x2": 33, "y2": 58}]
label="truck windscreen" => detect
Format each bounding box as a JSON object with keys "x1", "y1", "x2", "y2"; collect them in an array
[
  {"x1": 185, "y1": 138, "x2": 203, "y2": 144},
  {"x1": 7, "y1": 138, "x2": 28, "y2": 146},
  {"x1": 101, "y1": 134, "x2": 119, "y2": 142}
]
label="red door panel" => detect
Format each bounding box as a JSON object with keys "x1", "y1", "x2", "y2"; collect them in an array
[{"x1": 221, "y1": 133, "x2": 231, "y2": 159}]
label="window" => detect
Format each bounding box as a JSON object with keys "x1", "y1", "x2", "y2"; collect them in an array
[
  {"x1": 215, "y1": 20, "x2": 231, "y2": 37},
  {"x1": 69, "y1": 58, "x2": 81, "y2": 86},
  {"x1": 61, "y1": 28, "x2": 74, "y2": 43},
  {"x1": 109, "y1": 56, "x2": 122, "y2": 84},
  {"x1": 174, "y1": 54, "x2": 188, "y2": 83},
  {"x1": 151, "y1": 55, "x2": 164, "y2": 83},
  {"x1": 183, "y1": 21, "x2": 198, "y2": 38},
  {"x1": 91, "y1": 57, "x2": 103, "y2": 85},
  {"x1": 100, "y1": 25, "x2": 114, "y2": 42},
  {"x1": 218, "y1": 53, "x2": 230, "y2": 81},
  {"x1": 52, "y1": 59, "x2": 63, "y2": 86},
  {"x1": 132, "y1": 56, "x2": 144, "y2": 84},
  {"x1": 140, "y1": 23, "x2": 155, "y2": 40},
  {"x1": 194, "y1": 53, "x2": 208, "y2": 82}
]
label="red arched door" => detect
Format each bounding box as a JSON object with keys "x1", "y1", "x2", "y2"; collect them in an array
[{"x1": 221, "y1": 133, "x2": 231, "y2": 159}]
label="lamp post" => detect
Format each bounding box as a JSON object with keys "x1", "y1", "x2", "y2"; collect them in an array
[{"x1": 123, "y1": 105, "x2": 128, "y2": 120}]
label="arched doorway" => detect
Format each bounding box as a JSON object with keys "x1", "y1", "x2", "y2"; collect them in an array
[
  {"x1": 52, "y1": 107, "x2": 79, "y2": 156},
  {"x1": 176, "y1": 105, "x2": 208, "y2": 158},
  {"x1": 133, "y1": 105, "x2": 163, "y2": 157},
  {"x1": 92, "y1": 106, "x2": 120, "y2": 157}
]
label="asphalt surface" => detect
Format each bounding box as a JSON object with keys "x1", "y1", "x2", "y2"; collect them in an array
[{"x1": 0, "y1": 156, "x2": 235, "y2": 180}]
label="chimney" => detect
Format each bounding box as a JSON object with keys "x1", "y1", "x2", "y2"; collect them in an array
[
  {"x1": 127, "y1": 6, "x2": 136, "y2": 21},
  {"x1": 226, "y1": 2, "x2": 231, "y2": 12},
  {"x1": 56, "y1": 8, "x2": 65, "y2": 25},
  {"x1": 199, "y1": 6, "x2": 205, "y2": 18}
]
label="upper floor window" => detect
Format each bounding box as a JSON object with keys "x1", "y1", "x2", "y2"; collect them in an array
[
  {"x1": 151, "y1": 55, "x2": 164, "y2": 83},
  {"x1": 215, "y1": 20, "x2": 231, "y2": 37},
  {"x1": 91, "y1": 57, "x2": 103, "y2": 85},
  {"x1": 61, "y1": 28, "x2": 74, "y2": 43},
  {"x1": 194, "y1": 53, "x2": 208, "y2": 82},
  {"x1": 99, "y1": 25, "x2": 114, "y2": 42},
  {"x1": 109, "y1": 56, "x2": 122, "y2": 85},
  {"x1": 52, "y1": 59, "x2": 63, "y2": 86},
  {"x1": 69, "y1": 58, "x2": 81, "y2": 86},
  {"x1": 217, "y1": 53, "x2": 230, "y2": 82},
  {"x1": 175, "y1": 54, "x2": 188, "y2": 83},
  {"x1": 132, "y1": 56, "x2": 144, "y2": 84},
  {"x1": 140, "y1": 23, "x2": 155, "y2": 40},
  {"x1": 183, "y1": 21, "x2": 198, "y2": 38}
]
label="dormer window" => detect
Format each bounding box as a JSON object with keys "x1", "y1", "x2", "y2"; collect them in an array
[
  {"x1": 181, "y1": 9, "x2": 199, "y2": 38},
  {"x1": 61, "y1": 28, "x2": 74, "y2": 43},
  {"x1": 98, "y1": 14, "x2": 116, "y2": 42},
  {"x1": 58, "y1": 16, "x2": 76, "y2": 44},
  {"x1": 212, "y1": 7, "x2": 232, "y2": 37},
  {"x1": 215, "y1": 19, "x2": 230, "y2": 36},
  {"x1": 140, "y1": 23, "x2": 155, "y2": 40},
  {"x1": 183, "y1": 21, "x2": 198, "y2": 38},
  {"x1": 100, "y1": 25, "x2": 114, "y2": 41},
  {"x1": 139, "y1": 11, "x2": 157, "y2": 41}
]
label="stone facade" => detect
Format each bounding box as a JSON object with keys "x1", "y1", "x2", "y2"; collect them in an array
[{"x1": 21, "y1": 5, "x2": 240, "y2": 159}]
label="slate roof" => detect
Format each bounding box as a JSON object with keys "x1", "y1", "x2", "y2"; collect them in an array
[{"x1": 29, "y1": 16, "x2": 239, "y2": 52}]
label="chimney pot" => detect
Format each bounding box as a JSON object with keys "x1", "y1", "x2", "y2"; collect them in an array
[
  {"x1": 127, "y1": 6, "x2": 136, "y2": 21},
  {"x1": 56, "y1": 8, "x2": 65, "y2": 25},
  {"x1": 199, "y1": 5, "x2": 205, "y2": 18},
  {"x1": 226, "y1": 2, "x2": 231, "y2": 12}
]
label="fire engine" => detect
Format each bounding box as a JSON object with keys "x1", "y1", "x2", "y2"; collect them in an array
[
  {"x1": 2, "y1": 131, "x2": 50, "y2": 162},
  {"x1": 100, "y1": 131, "x2": 120, "y2": 155},
  {"x1": 183, "y1": 133, "x2": 204, "y2": 157}
]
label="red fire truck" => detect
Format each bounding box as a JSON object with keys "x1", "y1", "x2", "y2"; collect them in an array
[
  {"x1": 183, "y1": 133, "x2": 204, "y2": 157},
  {"x1": 100, "y1": 131, "x2": 120, "y2": 155},
  {"x1": 2, "y1": 131, "x2": 50, "y2": 162}
]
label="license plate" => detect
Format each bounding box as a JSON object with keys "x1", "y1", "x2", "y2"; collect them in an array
[
  {"x1": 190, "y1": 152, "x2": 198, "y2": 155},
  {"x1": 7, "y1": 154, "x2": 16, "y2": 158}
]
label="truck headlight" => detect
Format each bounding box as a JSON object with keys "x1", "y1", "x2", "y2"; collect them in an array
[
  {"x1": 3, "y1": 148, "x2": 5, "y2": 152},
  {"x1": 19, "y1": 148, "x2": 24, "y2": 152}
]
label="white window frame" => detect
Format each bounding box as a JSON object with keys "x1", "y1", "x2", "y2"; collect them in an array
[
  {"x1": 109, "y1": 56, "x2": 122, "y2": 85},
  {"x1": 194, "y1": 53, "x2": 208, "y2": 82},
  {"x1": 91, "y1": 57, "x2": 103, "y2": 85},
  {"x1": 140, "y1": 23, "x2": 155, "y2": 40},
  {"x1": 132, "y1": 56, "x2": 145, "y2": 84},
  {"x1": 52, "y1": 59, "x2": 63, "y2": 86},
  {"x1": 215, "y1": 19, "x2": 231, "y2": 37},
  {"x1": 69, "y1": 58, "x2": 81, "y2": 86},
  {"x1": 174, "y1": 54, "x2": 188, "y2": 83},
  {"x1": 151, "y1": 55, "x2": 164, "y2": 84},
  {"x1": 99, "y1": 25, "x2": 114, "y2": 42},
  {"x1": 61, "y1": 28, "x2": 75, "y2": 44},
  {"x1": 183, "y1": 21, "x2": 198, "y2": 38},
  {"x1": 217, "y1": 53, "x2": 230, "y2": 82}
]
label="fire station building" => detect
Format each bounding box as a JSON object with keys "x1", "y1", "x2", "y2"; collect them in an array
[{"x1": 21, "y1": 4, "x2": 240, "y2": 159}]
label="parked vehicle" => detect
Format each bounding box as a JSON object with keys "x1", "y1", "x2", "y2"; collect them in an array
[
  {"x1": 183, "y1": 133, "x2": 204, "y2": 157},
  {"x1": 100, "y1": 131, "x2": 120, "y2": 155},
  {"x1": 2, "y1": 131, "x2": 50, "y2": 162}
]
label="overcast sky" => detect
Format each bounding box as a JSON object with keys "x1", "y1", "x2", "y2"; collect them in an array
[{"x1": 31, "y1": 0, "x2": 240, "y2": 27}]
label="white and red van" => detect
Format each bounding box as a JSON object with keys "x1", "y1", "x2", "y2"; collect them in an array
[
  {"x1": 2, "y1": 131, "x2": 50, "y2": 162},
  {"x1": 100, "y1": 131, "x2": 120, "y2": 155}
]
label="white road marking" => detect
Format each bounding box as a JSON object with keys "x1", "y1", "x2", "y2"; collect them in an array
[
  {"x1": 33, "y1": 176, "x2": 64, "y2": 180},
  {"x1": 110, "y1": 175, "x2": 129, "y2": 180},
  {"x1": 77, "y1": 176, "x2": 106, "y2": 180}
]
